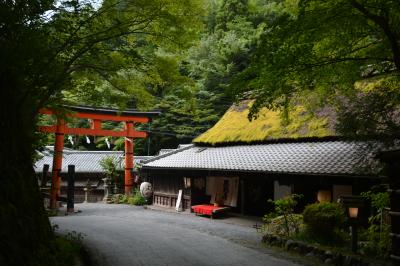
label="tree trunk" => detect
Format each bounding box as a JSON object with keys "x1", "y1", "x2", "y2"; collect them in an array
[
  {"x1": 351, "y1": 0, "x2": 400, "y2": 71},
  {"x1": 0, "y1": 88, "x2": 56, "y2": 264}
]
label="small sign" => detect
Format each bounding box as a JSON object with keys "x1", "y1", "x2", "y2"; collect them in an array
[{"x1": 175, "y1": 189, "x2": 183, "y2": 211}]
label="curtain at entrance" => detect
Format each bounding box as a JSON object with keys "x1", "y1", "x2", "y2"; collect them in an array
[{"x1": 206, "y1": 176, "x2": 239, "y2": 207}]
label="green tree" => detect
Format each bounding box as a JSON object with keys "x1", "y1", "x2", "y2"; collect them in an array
[
  {"x1": 145, "y1": 0, "x2": 268, "y2": 150},
  {"x1": 0, "y1": 0, "x2": 202, "y2": 264},
  {"x1": 233, "y1": 0, "x2": 400, "y2": 135},
  {"x1": 147, "y1": 87, "x2": 221, "y2": 152},
  {"x1": 187, "y1": 0, "x2": 265, "y2": 116},
  {"x1": 58, "y1": 0, "x2": 270, "y2": 155},
  {"x1": 99, "y1": 156, "x2": 122, "y2": 181}
]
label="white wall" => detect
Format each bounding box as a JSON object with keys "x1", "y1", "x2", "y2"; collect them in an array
[{"x1": 274, "y1": 181, "x2": 292, "y2": 200}]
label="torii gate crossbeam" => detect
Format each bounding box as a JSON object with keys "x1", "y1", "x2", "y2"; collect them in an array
[{"x1": 38, "y1": 106, "x2": 159, "y2": 209}]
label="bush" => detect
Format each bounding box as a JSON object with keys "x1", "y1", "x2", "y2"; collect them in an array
[
  {"x1": 303, "y1": 202, "x2": 345, "y2": 236},
  {"x1": 128, "y1": 189, "x2": 147, "y2": 206},
  {"x1": 360, "y1": 190, "x2": 391, "y2": 258},
  {"x1": 264, "y1": 194, "x2": 303, "y2": 237},
  {"x1": 111, "y1": 194, "x2": 127, "y2": 204},
  {"x1": 263, "y1": 214, "x2": 303, "y2": 237}
]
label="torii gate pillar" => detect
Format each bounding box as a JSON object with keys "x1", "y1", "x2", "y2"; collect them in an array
[
  {"x1": 50, "y1": 118, "x2": 65, "y2": 209},
  {"x1": 124, "y1": 122, "x2": 134, "y2": 194}
]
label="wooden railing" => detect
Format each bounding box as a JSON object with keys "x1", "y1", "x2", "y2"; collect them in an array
[{"x1": 153, "y1": 192, "x2": 190, "y2": 210}]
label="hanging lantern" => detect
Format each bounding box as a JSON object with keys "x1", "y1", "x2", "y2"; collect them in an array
[{"x1": 317, "y1": 190, "x2": 332, "y2": 202}]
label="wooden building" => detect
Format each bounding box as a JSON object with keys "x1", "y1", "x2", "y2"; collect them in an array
[
  {"x1": 140, "y1": 101, "x2": 385, "y2": 216},
  {"x1": 140, "y1": 141, "x2": 383, "y2": 216},
  {"x1": 35, "y1": 147, "x2": 152, "y2": 202}
]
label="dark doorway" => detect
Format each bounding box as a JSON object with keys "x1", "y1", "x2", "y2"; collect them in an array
[{"x1": 242, "y1": 178, "x2": 274, "y2": 216}]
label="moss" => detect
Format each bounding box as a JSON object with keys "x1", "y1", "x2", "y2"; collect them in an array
[
  {"x1": 354, "y1": 74, "x2": 400, "y2": 93},
  {"x1": 194, "y1": 100, "x2": 335, "y2": 145}
]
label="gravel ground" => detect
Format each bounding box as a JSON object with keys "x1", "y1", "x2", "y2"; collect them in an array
[{"x1": 51, "y1": 203, "x2": 301, "y2": 266}]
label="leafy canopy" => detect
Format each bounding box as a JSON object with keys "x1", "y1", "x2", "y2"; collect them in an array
[{"x1": 233, "y1": 0, "x2": 400, "y2": 136}]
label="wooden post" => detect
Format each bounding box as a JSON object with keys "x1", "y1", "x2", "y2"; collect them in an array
[
  {"x1": 379, "y1": 151, "x2": 400, "y2": 263},
  {"x1": 124, "y1": 121, "x2": 134, "y2": 194},
  {"x1": 386, "y1": 161, "x2": 400, "y2": 262},
  {"x1": 240, "y1": 179, "x2": 245, "y2": 215},
  {"x1": 67, "y1": 165, "x2": 75, "y2": 213},
  {"x1": 50, "y1": 118, "x2": 64, "y2": 209},
  {"x1": 41, "y1": 164, "x2": 49, "y2": 187},
  {"x1": 351, "y1": 222, "x2": 358, "y2": 253}
]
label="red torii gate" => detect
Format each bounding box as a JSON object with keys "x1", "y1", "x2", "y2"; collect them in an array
[{"x1": 38, "y1": 106, "x2": 159, "y2": 209}]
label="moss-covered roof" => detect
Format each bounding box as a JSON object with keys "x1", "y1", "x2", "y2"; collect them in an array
[{"x1": 194, "y1": 100, "x2": 336, "y2": 145}]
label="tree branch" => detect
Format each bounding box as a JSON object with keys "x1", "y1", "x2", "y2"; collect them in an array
[{"x1": 351, "y1": 0, "x2": 400, "y2": 70}]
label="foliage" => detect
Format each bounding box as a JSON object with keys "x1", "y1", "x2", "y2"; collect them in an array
[
  {"x1": 361, "y1": 190, "x2": 390, "y2": 212},
  {"x1": 128, "y1": 188, "x2": 147, "y2": 206},
  {"x1": 54, "y1": 236, "x2": 83, "y2": 266},
  {"x1": 1, "y1": 0, "x2": 204, "y2": 263},
  {"x1": 110, "y1": 189, "x2": 147, "y2": 205},
  {"x1": 51, "y1": 226, "x2": 86, "y2": 266},
  {"x1": 33, "y1": 0, "x2": 291, "y2": 154},
  {"x1": 336, "y1": 75, "x2": 400, "y2": 137},
  {"x1": 263, "y1": 194, "x2": 303, "y2": 237},
  {"x1": 111, "y1": 194, "x2": 129, "y2": 204},
  {"x1": 263, "y1": 214, "x2": 303, "y2": 237},
  {"x1": 302, "y1": 202, "x2": 346, "y2": 239},
  {"x1": 360, "y1": 190, "x2": 391, "y2": 258},
  {"x1": 187, "y1": 0, "x2": 264, "y2": 94},
  {"x1": 138, "y1": 0, "x2": 266, "y2": 151},
  {"x1": 233, "y1": 0, "x2": 400, "y2": 137},
  {"x1": 295, "y1": 227, "x2": 348, "y2": 247},
  {"x1": 99, "y1": 156, "x2": 122, "y2": 181}
]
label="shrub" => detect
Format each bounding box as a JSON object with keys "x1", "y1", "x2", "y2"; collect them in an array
[
  {"x1": 111, "y1": 194, "x2": 125, "y2": 204},
  {"x1": 360, "y1": 190, "x2": 391, "y2": 258},
  {"x1": 128, "y1": 189, "x2": 147, "y2": 206},
  {"x1": 264, "y1": 194, "x2": 303, "y2": 237},
  {"x1": 303, "y1": 202, "x2": 345, "y2": 236},
  {"x1": 263, "y1": 214, "x2": 303, "y2": 237}
]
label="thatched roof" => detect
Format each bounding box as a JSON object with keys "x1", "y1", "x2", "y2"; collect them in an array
[{"x1": 194, "y1": 100, "x2": 336, "y2": 145}]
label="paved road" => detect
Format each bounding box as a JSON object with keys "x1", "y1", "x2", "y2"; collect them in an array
[{"x1": 51, "y1": 203, "x2": 299, "y2": 266}]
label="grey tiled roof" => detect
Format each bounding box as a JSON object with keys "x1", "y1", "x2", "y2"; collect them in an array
[
  {"x1": 35, "y1": 149, "x2": 153, "y2": 173},
  {"x1": 158, "y1": 149, "x2": 176, "y2": 155},
  {"x1": 142, "y1": 141, "x2": 382, "y2": 176}
]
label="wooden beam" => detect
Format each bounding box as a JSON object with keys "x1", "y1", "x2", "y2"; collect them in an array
[
  {"x1": 38, "y1": 125, "x2": 147, "y2": 138},
  {"x1": 39, "y1": 108, "x2": 150, "y2": 123}
]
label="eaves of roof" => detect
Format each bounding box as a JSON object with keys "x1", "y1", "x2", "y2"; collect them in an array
[
  {"x1": 140, "y1": 141, "x2": 384, "y2": 177},
  {"x1": 140, "y1": 165, "x2": 380, "y2": 179},
  {"x1": 140, "y1": 144, "x2": 195, "y2": 164}
]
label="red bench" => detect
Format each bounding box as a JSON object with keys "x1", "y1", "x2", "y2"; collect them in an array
[{"x1": 191, "y1": 204, "x2": 230, "y2": 219}]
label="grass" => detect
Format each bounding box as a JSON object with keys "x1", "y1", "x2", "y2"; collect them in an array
[{"x1": 54, "y1": 235, "x2": 84, "y2": 266}]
